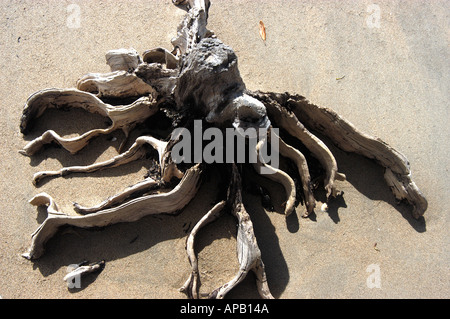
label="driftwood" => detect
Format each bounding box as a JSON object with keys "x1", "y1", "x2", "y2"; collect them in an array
[{"x1": 20, "y1": 0, "x2": 427, "y2": 298}]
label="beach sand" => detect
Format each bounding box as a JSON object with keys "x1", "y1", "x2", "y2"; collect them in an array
[{"x1": 0, "y1": 0, "x2": 448, "y2": 298}]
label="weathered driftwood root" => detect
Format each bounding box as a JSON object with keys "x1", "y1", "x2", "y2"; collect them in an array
[
  {"x1": 258, "y1": 93, "x2": 345, "y2": 200},
  {"x1": 31, "y1": 132, "x2": 183, "y2": 214},
  {"x1": 19, "y1": 0, "x2": 427, "y2": 299},
  {"x1": 22, "y1": 164, "x2": 202, "y2": 260},
  {"x1": 19, "y1": 45, "x2": 176, "y2": 156},
  {"x1": 276, "y1": 130, "x2": 316, "y2": 216},
  {"x1": 32, "y1": 135, "x2": 182, "y2": 186},
  {"x1": 73, "y1": 177, "x2": 158, "y2": 214},
  {"x1": 250, "y1": 91, "x2": 427, "y2": 219},
  {"x1": 19, "y1": 89, "x2": 158, "y2": 155},
  {"x1": 253, "y1": 133, "x2": 297, "y2": 216},
  {"x1": 77, "y1": 70, "x2": 155, "y2": 98},
  {"x1": 209, "y1": 164, "x2": 273, "y2": 299},
  {"x1": 180, "y1": 200, "x2": 226, "y2": 299},
  {"x1": 180, "y1": 165, "x2": 274, "y2": 299}
]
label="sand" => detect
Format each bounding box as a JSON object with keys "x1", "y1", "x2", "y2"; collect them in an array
[{"x1": 0, "y1": 0, "x2": 448, "y2": 299}]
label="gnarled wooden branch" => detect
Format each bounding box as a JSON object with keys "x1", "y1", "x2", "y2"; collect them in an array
[
  {"x1": 180, "y1": 200, "x2": 226, "y2": 299},
  {"x1": 22, "y1": 164, "x2": 202, "y2": 260},
  {"x1": 253, "y1": 134, "x2": 297, "y2": 216},
  {"x1": 250, "y1": 91, "x2": 427, "y2": 218},
  {"x1": 19, "y1": 89, "x2": 158, "y2": 155},
  {"x1": 208, "y1": 164, "x2": 273, "y2": 299}
]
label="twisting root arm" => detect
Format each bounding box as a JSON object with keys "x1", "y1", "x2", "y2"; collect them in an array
[
  {"x1": 253, "y1": 134, "x2": 297, "y2": 216},
  {"x1": 209, "y1": 164, "x2": 274, "y2": 299},
  {"x1": 19, "y1": 89, "x2": 158, "y2": 156},
  {"x1": 275, "y1": 130, "x2": 316, "y2": 216},
  {"x1": 22, "y1": 164, "x2": 202, "y2": 260},
  {"x1": 32, "y1": 135, "x2": 181, "y2": 186},
  {"x1": 180, "y1": 200, "x2": 226, "y2": 299},
  {"x1": 259, "y1": 95, "x2": 343, "y2": 199},
  {"x1": 250, "y1": 91, "x2": 427, "y2": 218},
  {"x1": 73, "y1": 178, "x2": 159, "y2": 214},
  {"x1": 180, "y1": 165, "x2": 274, "y2": 299}
]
